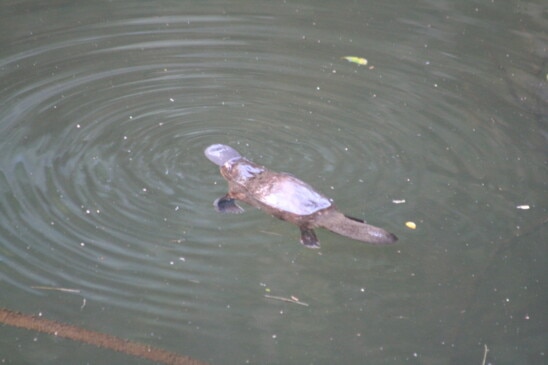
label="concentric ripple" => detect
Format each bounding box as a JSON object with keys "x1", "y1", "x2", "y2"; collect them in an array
[
  {"x1": 1, "y1": 15, "x2": 271, "y2": 306},
  {"x1": 0, "y1": 8, "x2": 543, "y2": 308}
]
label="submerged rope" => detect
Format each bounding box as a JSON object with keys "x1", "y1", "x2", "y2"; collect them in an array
[{"x1": 0, "y1": 308, "x2": 208, "y2": 365}]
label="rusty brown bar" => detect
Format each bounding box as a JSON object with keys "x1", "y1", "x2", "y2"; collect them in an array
[{"x1": 0, "y1": 308, "x2": 209, "y2": 365}]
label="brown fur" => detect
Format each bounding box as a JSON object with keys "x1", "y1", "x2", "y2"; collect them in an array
[{"x1": 216, "y1": 158, "x2": 397, "y2": 246}]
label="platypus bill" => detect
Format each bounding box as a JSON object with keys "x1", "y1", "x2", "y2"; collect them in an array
[{"x1": 204, "y1": 144, "x2": 398, "y2": 248}]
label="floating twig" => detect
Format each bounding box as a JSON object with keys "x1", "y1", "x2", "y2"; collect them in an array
[
  {"x1": 481, "y1": 344, "x2": 489, "y2": 365},
  {"x1": 31, "y1": 286, "x2": 80, "y2": 293},
  {"x1": 264, "y1": 294, "x2": 309, "y2": 306}
]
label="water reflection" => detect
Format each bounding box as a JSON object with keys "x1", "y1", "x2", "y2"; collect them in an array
[{"x1": 1, "y1": 1, "x2": 545, "y2": 364}]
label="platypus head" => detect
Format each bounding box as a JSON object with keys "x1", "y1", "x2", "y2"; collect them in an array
[{"x1": 205, "y1": 144, "x2": 265, "y2": 184}]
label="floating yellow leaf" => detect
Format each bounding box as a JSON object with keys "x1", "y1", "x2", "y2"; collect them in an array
[
  {"x1": 405, "y1": 221, "x2": 417, "y2": 230},
  {"x1": 342, "y1": 56, "x2": 368, "y2": 66}
]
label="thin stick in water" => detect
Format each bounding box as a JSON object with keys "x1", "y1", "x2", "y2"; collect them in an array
[
  {"x1": 481, "y1": 344, "x2": 489, "y2": 365},
  {"x1": 264, "y1": 294, "x2": 309, "y2": 306}
]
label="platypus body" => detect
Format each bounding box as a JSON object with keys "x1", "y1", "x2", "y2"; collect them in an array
[{"x1": 204, "y1": 144, "x2": 397, "y2": 248}]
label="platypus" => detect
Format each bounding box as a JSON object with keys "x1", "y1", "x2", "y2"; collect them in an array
[{"x1": 204, "y1": 144, "x2": 397, "y2": 248}]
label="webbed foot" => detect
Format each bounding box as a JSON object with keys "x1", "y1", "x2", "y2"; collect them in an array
[
  {"x1": 300, "y1": 227, "x2": 320, "y2": 249},
  {"x1": 214, "y1": 194, "x2": 244, "y2": 213}
]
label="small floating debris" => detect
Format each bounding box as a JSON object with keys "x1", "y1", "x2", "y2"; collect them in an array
[
  {"x1": 392, "y1": 199, "x2": 406, "y2": 204},
  {"x1": 265, "y1": 294, "x2": 309, "y2": 307},
  {"x1": 405, "y1": 221, "x2": 417, "y2": 230},
  {"x1": 31, "y1": 286, "x2": 81, "y2": 293},
  {"x1": 516, "y1": 205, "x2": 530, "y2": 210},
  {"x1": 481, "y1": 344, "x2": 489, "y2": 365},
  {"x1": 342, "y1": 56, "x2": 368, "y2": 66}
]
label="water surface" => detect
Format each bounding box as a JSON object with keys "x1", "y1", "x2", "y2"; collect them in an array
[{"x1": 0, "y1": 1, "x2": 546, "y2": 364}]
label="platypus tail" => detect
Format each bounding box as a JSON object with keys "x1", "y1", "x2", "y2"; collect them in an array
[{"x1": 317, "y1": 211, "x2": 398, "y2": 245}]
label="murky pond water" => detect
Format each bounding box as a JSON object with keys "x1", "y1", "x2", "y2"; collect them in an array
[{"x1": 1, "y1": 1, "x2": 546, "y2": 364}]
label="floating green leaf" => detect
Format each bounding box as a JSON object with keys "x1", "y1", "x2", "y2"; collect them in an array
[{"x1": 342, "y1": 56, "x2": 368, "y2": 65}]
